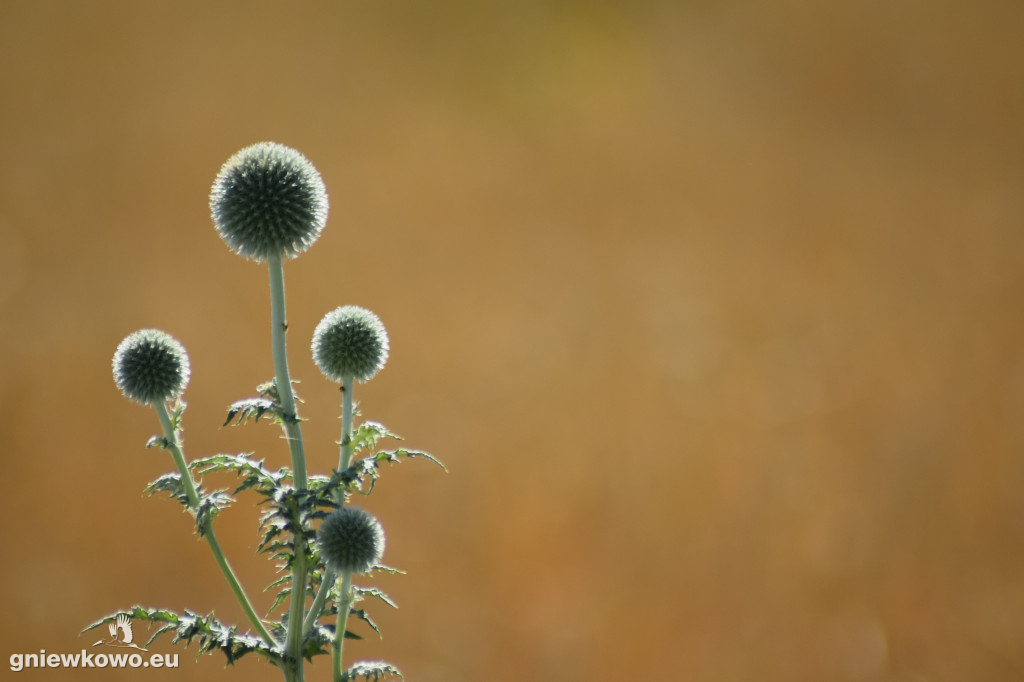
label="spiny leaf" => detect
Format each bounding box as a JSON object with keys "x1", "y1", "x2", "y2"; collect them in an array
[
  {"x1": 353, "y1": 586, "x2": 398, "y2": 609},
  {"x1": 223, "y1": 397, "x2": 281, "y2": 427},
  {"x1": 143, "y1": 473, "x2": 190, "y2": 509},
  {"x1": 83, "y1": 606, "x2": 282, "y2": 666},
  {"x1": 190, "y1": 454, "x2": 290, "y2": 497},
  {"x1": 343, "y1": 660, "x2": 403, "y2": 681},
  {"x1": 256, "y1": 378, "x2": 302, "y2": 422},
  {"x1": 321, "y1": 443, "x2": 445, "y2": 498},
  {"x1": 146, "y1": 623, "x2": 179, "y2": 649},
  {"x1": 264, "y1": 574, "x2": 290, "y2": 591},
  {"x1": 253, "y1": 488, "x2": 325, "y2": 567},
  {"x1": 194, "y1": 490, "x2": 232, "y2": 535},
  {"x1": 82, "y1": 606, "x2": 179, "y2": 634},
  {"x1": 307, "y1": 469, "x2": 359, "y2": 501},
  {"x1": 349, "y1": 609, "x2": 382, "y2": 638},
  {"x1": 350, "y1": 421, "x2": 402, "y2": 454},
  {"x1": 302, "y1": 625, "x2": 333, "y2": 660},
  {"x1": 143, "y1": 472, "x2": 183, "y2": 495},
  {"x1": 256, "y1": 379, "x2": 279, "y2": 401},
  {"x1": 267, "y1": 586, "x2": 291, "y2": 616},
  {"x1": 145, "y1": 435, "x2": 172, "y2": 450},
  {"x1": 300, "y1": 625, "x2": 362, "y2": 662},
  {"x1": 368, "y1": 563, "x2": 406, "y2": 576},
  {"x1": 257, "y1": 528, "x2": 286, "y2": 553},
  {"x1": 374, "y1": 448, "x2": 447, "y2": 472},
  {"x1": 169, "y1": 398, "x2": 186, "y2": 431}
]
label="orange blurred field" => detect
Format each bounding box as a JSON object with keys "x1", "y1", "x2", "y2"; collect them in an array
[{"x1": 2, "y1": 1, "x2": 1023, "y2": 680}]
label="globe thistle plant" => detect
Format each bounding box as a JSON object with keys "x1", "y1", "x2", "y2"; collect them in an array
[
  {"x1": 209, "y1": 142, "x2": 328, "y2": 262},
  {"x1": 112, "y1": 329, "x2": 190, "y2": 405},
  {"x1": 90, "y1": 142, "x2": 443, "y2": 682},
  {"x1": 310, "y1": 306, "x2": 390, "y2": 497},
  {"x1": 312, "y1": 305, "x2": 390, "y2": 384},
  {"x1": 316, "y1": 505, "x2": 390, "y2": 682},
  {"x1": 108, "y1": 328, "x2": 277, "y2": 650},
  {"x1": 210, "y1": 143, "x2": 331, "y2": 666},
  {"x1": 317, "y1": 507, "x2": 386, "y2": 576}
]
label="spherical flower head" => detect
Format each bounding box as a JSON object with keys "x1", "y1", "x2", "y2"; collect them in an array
[
  {"x1": 209, "y1": 142, "x2": 329, "y2": 262},
  {"x1": 317, "y1": 507, "x2": 385, "y2": 575},
  {"x1": 113, "y1": 329, "x2": 191, "y2": 405},
  {"x1": 312, "y1": 306, "x2": 389, "y2": 383}
]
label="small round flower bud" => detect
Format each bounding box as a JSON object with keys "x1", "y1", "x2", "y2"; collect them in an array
[
  {"x1": 311, "y1": 306, "x2": 389, "y2": 383},
  {"x1": 317, "y1": 507, "x2": 385, "y2": 575},
  {"x1": 209, "y1": 142, "x2": 329, "y2": 262},
  {"x1": 113, "y1": 329, "x2": 191, "y2": 405}
]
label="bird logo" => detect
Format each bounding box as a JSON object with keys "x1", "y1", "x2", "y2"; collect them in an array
[{"x1": 91, "y1": 614, "x2": 149, "y2": 651}]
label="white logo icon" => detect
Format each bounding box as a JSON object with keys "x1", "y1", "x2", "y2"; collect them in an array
[{"x1": 91, "y1": 615, "x2": 149, "y2": 652}]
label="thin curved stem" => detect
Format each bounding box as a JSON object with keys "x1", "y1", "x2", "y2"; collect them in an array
[
  {"x1": 303, "y1": 375, "x2": 354, "y2": 634},
  {"x1": 153, "y1": 401, "x2": 278, "y2": 650},
  {"x1": 302, "y1": 564, "x2": 336, "y2": 636},
  {"x1": 267, "y1": 254, "x2": 309, "y2": 681},
  {"x1": 332, "y1": 570, "x2": 354, "y2": 682}
]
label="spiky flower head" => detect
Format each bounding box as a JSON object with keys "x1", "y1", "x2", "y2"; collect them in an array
[
  {"x1": 317, "y1": 507, "x2": 385, "y2": 575},
  {"x1": 113, "y1": 329, "x2": 191, "y2": 405},
  {"x1": 312, "y1": 306, "x2": 389, "y2": 383},
  {"x1": 209, "y1": 142, "x2": 329, "y2": 262}
]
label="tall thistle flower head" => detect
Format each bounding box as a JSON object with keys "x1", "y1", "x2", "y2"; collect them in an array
[
  {"x1": 209, "y1": 142, "x2": 328, "y2": 261},
  {"x1": 312, "y1": 306, "x2": 389, "y2": 383},
  {"x1": 317, "y1": 507, "x2": 386, "y2": 575},
  {"x1": 113, "y1": 329, "x2": 191, "y2": 405}
]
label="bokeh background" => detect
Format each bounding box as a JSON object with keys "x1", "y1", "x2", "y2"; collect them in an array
[{"x1": 2, "y1": 1, "x2": 1023, "y2": 680}]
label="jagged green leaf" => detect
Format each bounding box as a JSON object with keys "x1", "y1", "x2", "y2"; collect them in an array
[
  {"x1": 330, "y1": 446, "x2": 446, "y2": 496},
  {"x1": 368, "y1": 564, "x2": 406, "y2": 576},
  {"x1": 223, "y1": 397, "x2": 281, "y2": 427},
  {"x1": 83, "y1": 606, "x2": 281, "y2": 666},
  {"x1": 82, "y1": 606, "x2": 179, "y2": 635},
  {"x1": 300, "y1": 624, "x2": 362, "y2": 662},
  {"x1": 343, "y1": 660, "x2": 403, "y2": 681},
  {"x1": 267, "y1": 586, "x2": 291, "y2": 616},
  {"x1": 145, "y1": 623, "x2": 179, "y2": 649},
  {"x1": 257, "y1": 528, "x2": 286, "y2": 554},
  {"x1": 350, "y1": 421, "x2": 402, "y2": 454},
  {"x1": 190, "y1": 454, "x2": 290, "y2": 498},
  {"x1": 307, "y1": 468, "x2": 359, "y2": 501},
  {"x1": 145, "y1": 435, "x2": 171, "y2": 450},
  {"x1": 374, "y1": 448, "x2": 447, "y2": 472},
  {"x1": 194, "y1": 489, "x2": 233, "y2": 535},
  {"x1": 160, "y1": 398, "x2": 186, "y2": 431},
  {"x1": 349, "y1": 609, "x2": 382, "y2": 638},
  {"x1": 143, "y1": 473, "x2": 190, "y2": 509},
  {"x1": 301, "y1": 625, "x2": 332, "y2": 660},
  {"x1": 353, "y1": 586, "x2": 398, "y2": 609},
  {"x1": 256, "y1": 378, "x2": 302, "y2": 423},
  {"x1": 251, "y1": 487, "x2": 322, "y2": 575},
  {"x1": 264, "y1": 574, "x2": 290, "y2": 592}
]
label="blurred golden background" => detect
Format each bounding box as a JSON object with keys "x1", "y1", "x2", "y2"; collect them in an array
[{"x1": 2, "y1": 1, "x2": 1023, "y2": 680}]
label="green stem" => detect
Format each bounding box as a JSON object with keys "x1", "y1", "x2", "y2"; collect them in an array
[
  {"x1": 267, "y1": 254, "x2": 308, "y2": 489},
  {"x1": 302, "y1": 564, "x2": 335, "y2": 636},
  {"x1": 332, "y1": 570, "x2": 354, "y2": 682},
  {"x1": 288, "y1": 550, "x2": 308, "y2": 682},
  {"x1": 303, "y1": 375, "x2": 354, "y2": 634},
  {"x1": 338, "y1": 375, "x2": 355, "y2": 500},
  {"x1": 153, "y1": 401, "x2": 278, "y2": 650},
  {"x1": 267, "y1": 254, "x2": 309, "y2": 681}
]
